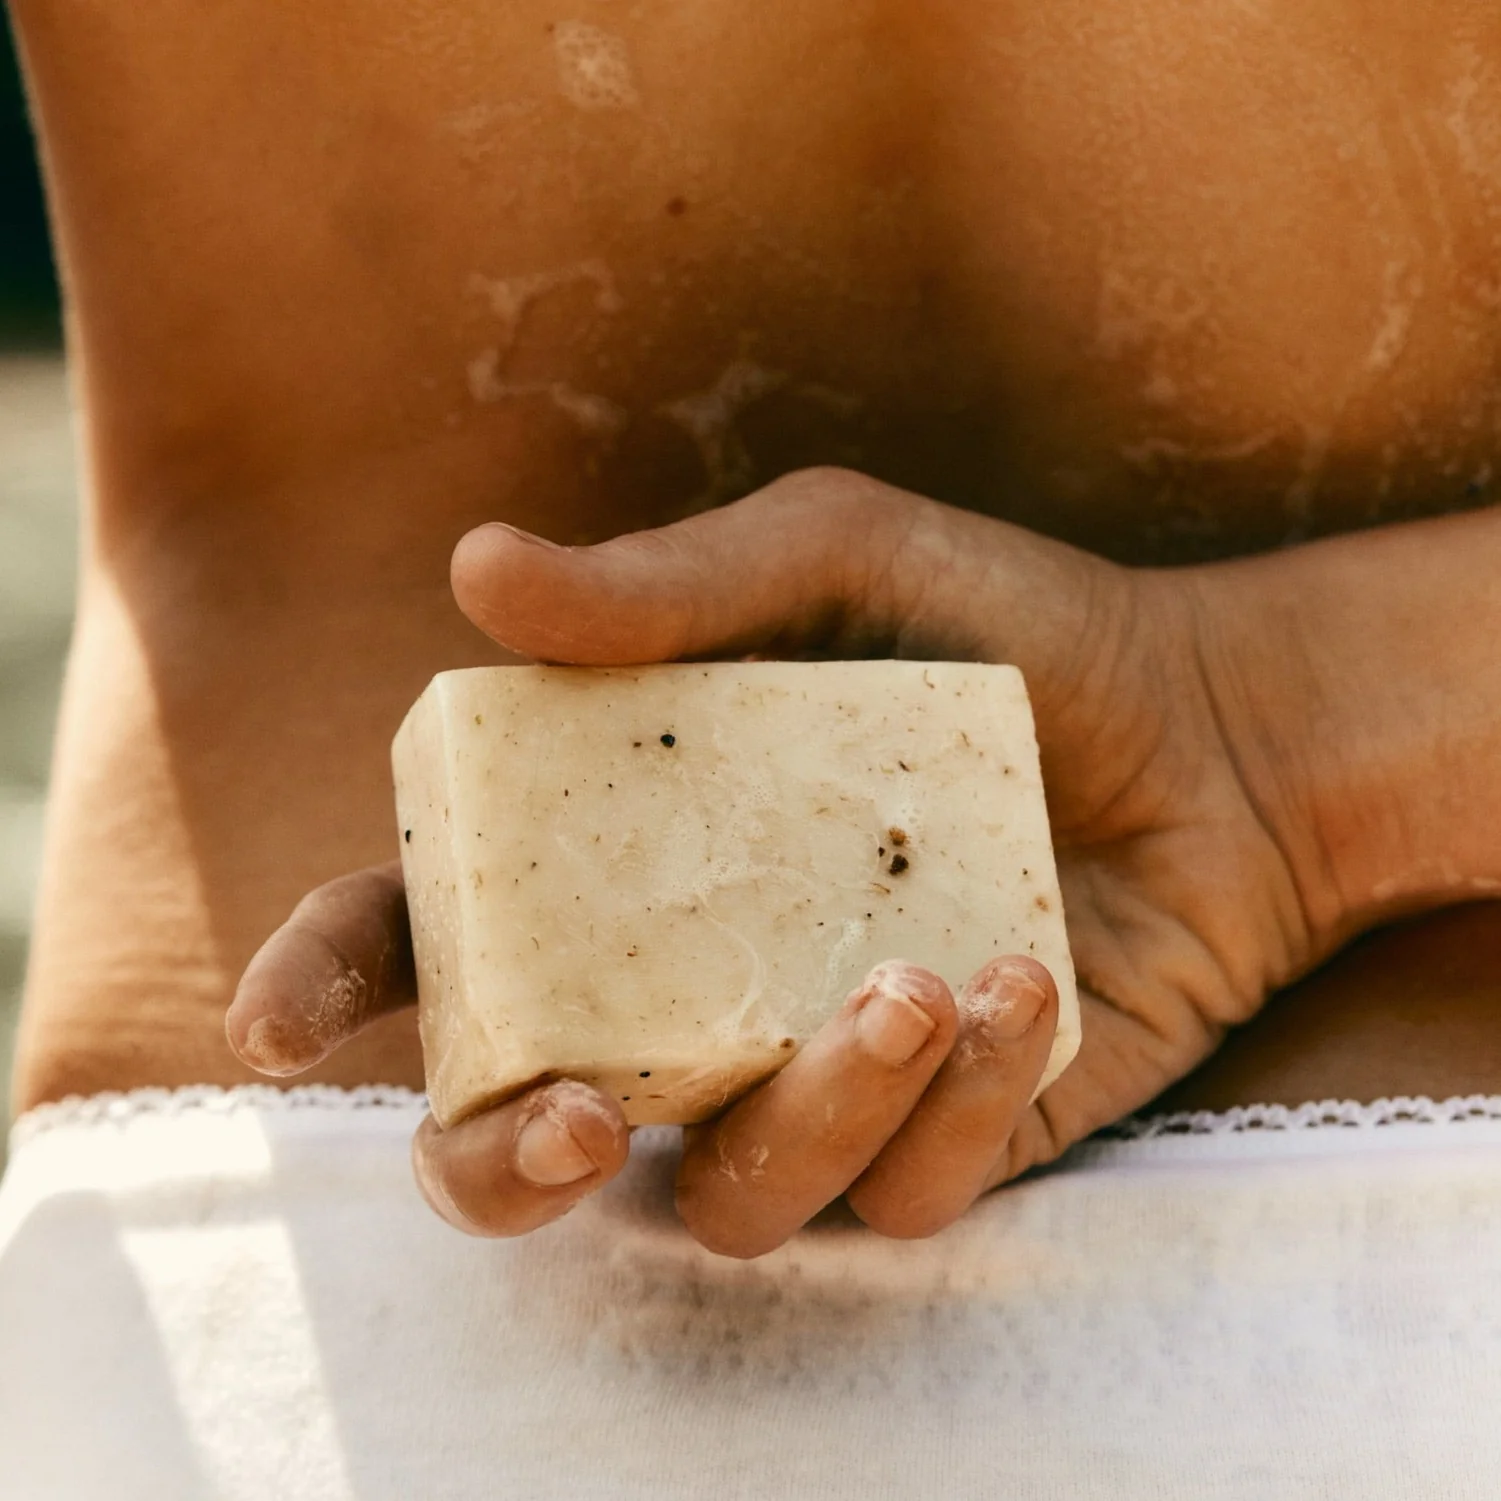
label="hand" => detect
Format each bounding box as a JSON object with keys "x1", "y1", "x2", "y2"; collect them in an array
[
  {"x1": 234, "y1": 899, "x2": 1059, "y2": 1254},
  {"x1": 229, "y1": 467, "x2": 1339, "y2": 1256}
]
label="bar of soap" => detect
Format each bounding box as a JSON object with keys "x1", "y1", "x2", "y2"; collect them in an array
[{"x1": 393, "y1": 662, "x2": 1079, "y2": 1128}]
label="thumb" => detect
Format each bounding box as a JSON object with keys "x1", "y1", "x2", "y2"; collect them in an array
[{"x1": 451, "y1": 468, "x2": 1111, "y2": 701}]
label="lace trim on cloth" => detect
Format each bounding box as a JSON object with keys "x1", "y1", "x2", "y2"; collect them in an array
[
  {"x1": 9, "y1": 1083, "x2": 429, "y2": 1153},
  {"x1": 13, "y1": 1084, "x2": 1501, "y2": 1155},
  {"x1": 1105, "y1": 1094, "x2": 1501, "y2": 1140}
]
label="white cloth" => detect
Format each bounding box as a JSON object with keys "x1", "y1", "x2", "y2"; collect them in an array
[{"x1": 4, "y1": 1086, "x2": 1501, "y2": 1500}]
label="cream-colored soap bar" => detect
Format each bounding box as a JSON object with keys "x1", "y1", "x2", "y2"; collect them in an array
[{"x1": 393, "y1": 662, "x2": 1079, "y2": 1129}]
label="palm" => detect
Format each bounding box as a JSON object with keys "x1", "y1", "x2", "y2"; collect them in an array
[{"x1": 882, "y1": 553, "x2": 1305, "y2": 1158}]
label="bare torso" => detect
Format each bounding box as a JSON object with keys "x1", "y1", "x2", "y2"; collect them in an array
[{"x1": 12, "y1": 0, "x2": 1501, "y2": 1115}]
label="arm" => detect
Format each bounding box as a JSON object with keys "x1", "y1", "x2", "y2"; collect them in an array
[{"x1": 1191, "y1": 504, "x2": 1501, "y2": 945}]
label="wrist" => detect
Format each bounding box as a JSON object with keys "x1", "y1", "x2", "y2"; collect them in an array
[{"x1": 1187, "y1": 508, "x2": 1501, "y2": 963}]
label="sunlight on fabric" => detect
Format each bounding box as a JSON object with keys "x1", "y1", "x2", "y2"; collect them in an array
[
  {"x1": 122, "y1": 1217, "x2": 356, "y2": 1501},
  {"x1": 4, "y1": 1095, "x2": 358, "y2": 1501}
]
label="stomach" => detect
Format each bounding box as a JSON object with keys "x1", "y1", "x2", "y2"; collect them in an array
[{"x1": 11, "y1": 0, "x2": 1501, "y2": 1112}]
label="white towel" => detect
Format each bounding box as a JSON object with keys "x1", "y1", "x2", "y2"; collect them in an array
[{"x1": 4, "y1": 1085, "x2": 1501, "y2": 1500}]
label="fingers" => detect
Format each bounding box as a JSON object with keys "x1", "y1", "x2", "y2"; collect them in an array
[
  {"x1": 451, "y1": 470, "x2": 882, "y2": 664},
  {"x1": 979, "y1": 988, "x2": 1211, "y2": 1193},
  {"x1": 230, "y1": 853, "x2": 1073, "y2": 1251},
  {"x1": 413, "y1": 1080, "x2": 631, "y2": 1238},
  {"x1": 227, "y1": 861, "x2": 416, "y2": 1075},
  {"x1": 676, "y1": 957, "x2": 1063, "y2": 1258},
  {"x1": 675, "y1": 961, "x2": 960, "y2": 1259},
  {"x1": 448, "y1": 468, "x2": 1103, "y2": 693},
  {"x1": 845, "y1": 957, "x2": 1057, "y2": 1239}
]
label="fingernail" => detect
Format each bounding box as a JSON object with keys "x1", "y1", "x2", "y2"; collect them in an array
[
  {"x1": 515, "y1": 1110, "x2": 595, "y2": 1187},
  {"x1": 490, "y1": 522, "x2": 562, "y2": 551},
  {"x1": 855, "y1": 976, "x2": 938, "y2": 1066},
  {"x1": 236, "y1": 1014, "x2": 315, "y2": 1077},
  {"x1": 966, "y1": 960, "x2": 1049, "y2": 1040}
]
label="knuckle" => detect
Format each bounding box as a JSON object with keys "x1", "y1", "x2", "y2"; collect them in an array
[
  {"x1": 1005, "y1": 1101, "x2": 1068, "y2": 1179},
  {"x1": 984, "y1": 1107, "x2": 1063, "y2": 1192},
  {"x1": 765, "y1": 464, "x2": 862, "y2": 504},
  {"x1": 763, "y1": 466, "x2": 899, "y2": 536},
  {"x1": 293, "y1": 866, "x2": 390, "y2": 932}
]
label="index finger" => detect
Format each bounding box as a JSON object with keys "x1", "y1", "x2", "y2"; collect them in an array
[{"x1": 226, "y1": 861, "x2": 416, "y2": 1075}]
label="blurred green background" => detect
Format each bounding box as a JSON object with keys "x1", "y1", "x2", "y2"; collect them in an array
[{"x1": 1, "y1": 9, "x2": 74, "y2": 1134}]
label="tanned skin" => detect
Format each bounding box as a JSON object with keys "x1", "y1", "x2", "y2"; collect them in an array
[{"x1": 10, "y1": 0, "x2": 1501, "y2": 1255}]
